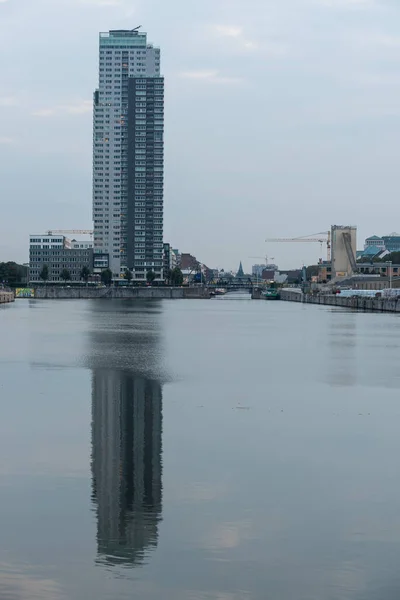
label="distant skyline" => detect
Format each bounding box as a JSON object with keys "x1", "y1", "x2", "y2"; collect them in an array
[{"x1": 1, "y1": 0, "x2": 400, "y2": 271}]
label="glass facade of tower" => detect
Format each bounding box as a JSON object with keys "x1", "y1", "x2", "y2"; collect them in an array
[{"x1": 93, "y1": 29, "x2": 164, "y2": 280}]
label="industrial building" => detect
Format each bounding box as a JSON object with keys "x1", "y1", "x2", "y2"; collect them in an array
[
  {"x1": 266, "y1": 226, "x2": 358, "y2": 280},
  {"x1": 29, "y1": 233, "x2": 93, "y2": 282},
  {"x1": 330, "y1": 225, "x2": 357, "y2": 278}
]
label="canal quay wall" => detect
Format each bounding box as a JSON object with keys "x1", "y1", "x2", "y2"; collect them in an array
[
  {"x1": 280, "y1": 289, "x2": 400, "y2": 313},
  {"x1": 0, "y1": 291, "x2": 14, "y2": 304},
  {"x1": 33, "y1": 286, "x2": 211, "y2": 300}
]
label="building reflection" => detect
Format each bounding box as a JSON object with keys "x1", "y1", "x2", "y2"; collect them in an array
[
  {"x1": 326, "y1": 311, "x2": 357, "y2": 387},
  {"x1": 91, "y1": 369, "x2": 163, "y2": 566}
]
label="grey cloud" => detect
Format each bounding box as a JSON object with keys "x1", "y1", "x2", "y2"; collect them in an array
[{"x1": 179, "y1": 70, "x2": 245, "y2": 84}]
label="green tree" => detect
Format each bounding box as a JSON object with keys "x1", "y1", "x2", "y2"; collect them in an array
[
  {"x1": 124, "y1": 269, "x2": 133, "y2": 284},
  {"x1": 170, "y1": 267, "x2": 183, "y2": 286},
  {"x1": 0, "y1": 262, "x2": 18, "y2": 285},
  {"x1": 383, "y1": 252, "x2": 400, "y2": 264},
  {"x1": 101, "y1": 268, "x2": 113, "y2": 286},
  {"x1": 146, "y1": 270, "x2": 156, "y2": 284},
  {"x1": 80, "y1": 266, "x2": 91, "y2": 284},
  {"x1": 60, "y1": 268, "x2": 71, "y2": 283},
  {"x1": 39, "y1": 264, "x2": 49, "y2": 283},
  {"x1": 357, "y1": 257, "x2": 375, "y2": 264},
  {"x1": 0, "y1": 262, "x2": 28, "y2": 285}
]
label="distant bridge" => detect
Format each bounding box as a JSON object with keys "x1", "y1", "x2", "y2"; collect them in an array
[{"x1": 208, "y1": 281, "x2": 265, "y2": 293}]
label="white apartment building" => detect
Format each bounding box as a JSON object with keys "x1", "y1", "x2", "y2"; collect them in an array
[{"x1": 93, "y1": 28, "x2": 164, "y2": 280}]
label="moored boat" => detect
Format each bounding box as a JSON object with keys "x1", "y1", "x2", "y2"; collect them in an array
[{"x1": 262, "y1": 288, "x2": 280, "y2": 300}]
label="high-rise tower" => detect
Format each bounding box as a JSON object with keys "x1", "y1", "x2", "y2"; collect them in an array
[{"x1": 93, "y1": 28, "x2": 164, "y2": 280}]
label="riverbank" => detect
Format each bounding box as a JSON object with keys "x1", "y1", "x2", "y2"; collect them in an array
[
  {"x1": 33, "y1": 286, "x2": 211, "y2": 300},
  {"x1": 0, "y1": 291, "x2": 14, "y2": 304},
  {"x1": 280, "y1": 289, "x2": 400, "y2": 313}
]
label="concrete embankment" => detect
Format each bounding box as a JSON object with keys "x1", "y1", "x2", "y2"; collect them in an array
[
  {"x1": 280, "y1": 289, "x2": 400, "y2": 313},
  {"x1": 0, "y1": 291, "x2": 14, "y2": 304},
  {"x1": 33, "y1": 286, "x2": 210, "y2": 300}
]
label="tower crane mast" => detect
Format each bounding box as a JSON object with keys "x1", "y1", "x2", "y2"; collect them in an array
[
  {"x1": 47, "y1": 229, "x2": 94, "y2": 238},
  {"x1": 249, "y1": 255, "x2": 275, "y2": 266}
]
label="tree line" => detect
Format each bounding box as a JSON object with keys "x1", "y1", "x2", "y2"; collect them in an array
[
  {"x1": 38, "y1": 265, "x2": 91, "y2": 283},
  {"x1": 0, "y1": 262, "x2": 28, "y2": 285},
  {"x1": 36, "y1": 264, "x2": 184, "y2": 286}
]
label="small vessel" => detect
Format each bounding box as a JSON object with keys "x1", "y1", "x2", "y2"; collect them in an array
[
  {"x1": 262, "y1": 288, "x2": 280, "y2": 300},
  {"x1": 214, "y1": 288, "x2": 227, "y2": 296}
]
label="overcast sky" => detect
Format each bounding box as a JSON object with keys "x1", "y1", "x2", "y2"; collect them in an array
[{"x1": 0, "y1": 0, "x2": 399, "y2": 270}]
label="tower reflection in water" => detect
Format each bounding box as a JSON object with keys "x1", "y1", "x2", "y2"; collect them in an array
[{"x1": 91, "y1": 370, "x2": 163, "y2": 567}]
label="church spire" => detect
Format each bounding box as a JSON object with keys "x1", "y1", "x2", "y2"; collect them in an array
[{"x1": 236, "y1": 262, "x2": 244, "y2": 278}]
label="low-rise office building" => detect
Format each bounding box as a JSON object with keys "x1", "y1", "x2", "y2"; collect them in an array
[{"x1": 29, "y1": 234, "x2": 93, "y2": 283}]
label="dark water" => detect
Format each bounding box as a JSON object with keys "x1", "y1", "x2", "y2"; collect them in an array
[{"x1": 1, "y1": 296, "x2": 400, "y2": 599}]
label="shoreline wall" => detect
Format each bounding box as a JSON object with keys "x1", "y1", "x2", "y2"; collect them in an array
[
  {"x1": 33, "y1": 286, "x2": 210, "y2": 300},
  {"x1": 280, "y1": 289, "x2": 400, "y2": 313}
]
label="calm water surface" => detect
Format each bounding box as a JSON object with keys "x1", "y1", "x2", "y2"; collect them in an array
[{"x1": 1, "y1": 296, "x2": 400, "y2": 599}]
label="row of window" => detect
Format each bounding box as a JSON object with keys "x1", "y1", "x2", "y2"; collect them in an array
[
  {"x1": 30, "y1": 250, "x2": 90, "y2": 255},
  {"x1": 30, "y1": 238, "x2": 64, "y2": 244},
  {"x1": 100, "y1": 50, "x2": 149, "y2": 55},
  {"x1": 30, "y1": 276, "x2": 87, "y2": 282},
  {"x1": 30, "y1": 257, "x2": 90, "y2": 263},
  {"x1": 94, "y1": 194, "x2": 163, "y2": 198},
  {"x1": 100, "y1": 66, "x2": 152, "y2": 72},
  {"x1": 100, "y1": 61, "x2": 148, "y2": 69},
  {"x1": 94, "y1": 163, "x2": 163, "y2": 174}
]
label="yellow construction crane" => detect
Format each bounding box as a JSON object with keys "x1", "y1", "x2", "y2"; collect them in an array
[
  {"x1": 265, "y1": 231, "x2": 331, "y2": 262},
  {"x1": 47, "y1": 229, "x2": 94, "y2": 238}
]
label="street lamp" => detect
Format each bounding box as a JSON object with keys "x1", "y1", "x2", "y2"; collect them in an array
[{"x1": 388, "y1": 261, "x2": 392, "y2": 289}]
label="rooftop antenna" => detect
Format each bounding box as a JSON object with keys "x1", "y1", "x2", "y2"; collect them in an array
[{"x1": 132, "y1": 26, "x2": 142, "y2": 32}]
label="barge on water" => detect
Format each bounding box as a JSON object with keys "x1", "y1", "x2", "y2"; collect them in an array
[{"x1": 263, "y1": 288, "x2": 280, "y2": 300}]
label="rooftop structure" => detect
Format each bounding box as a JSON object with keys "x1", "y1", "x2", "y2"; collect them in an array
[
  {"x1": 365, "y1": 235, "x2": 385, "y2": 249},
  {"x1": 358, "y1": 245, "x2": 384, "y2": 259}
]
